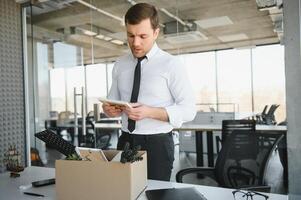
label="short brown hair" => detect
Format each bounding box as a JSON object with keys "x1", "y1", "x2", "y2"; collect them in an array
[{"x1": 125, "y1": 3, "x2": 159, "y2": 30}]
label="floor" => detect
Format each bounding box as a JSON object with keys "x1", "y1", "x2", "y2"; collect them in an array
[{"x1": 40, "y1": 131, "x2": 287, "y2": 195}]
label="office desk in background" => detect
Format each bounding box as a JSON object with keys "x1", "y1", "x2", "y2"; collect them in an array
[
  {"x1": 94, "y1": 123, "x2": 287, "y2": 167},
  {"x1": 0, "y1": 167, "x2": 287, "y2": 200}
]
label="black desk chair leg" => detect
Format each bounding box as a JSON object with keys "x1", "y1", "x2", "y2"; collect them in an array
[
  {"x1": 207, "y1": 131, "x2": 214, "y2": 167},
  {"x1": 195, "y1": 131, "x2": 204, "y2": 167}
]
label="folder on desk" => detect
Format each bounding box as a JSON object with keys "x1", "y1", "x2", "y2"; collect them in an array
[{"x1": 145, "y1": 187, "x2": 207, "y2": 200}]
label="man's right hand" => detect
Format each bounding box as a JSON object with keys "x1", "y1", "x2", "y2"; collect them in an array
[{"x1": 102, "y1": 102, "x2": 123, "y2": 117}]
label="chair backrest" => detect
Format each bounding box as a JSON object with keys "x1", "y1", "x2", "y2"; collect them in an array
[
  {"x1": 221, "y1": 119, "x2": 256, "y2": 143},
  {"x1": 214, "y1": 130, "x2": 283, "y2": 188},
  {"x1": 261, "y1": 105, "x2": 268, "y2": 116},
  {"x1": 263, "y1": 104, "x2": 280, "y2": 125}
]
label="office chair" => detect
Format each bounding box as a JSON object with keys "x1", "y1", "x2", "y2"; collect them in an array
[
  {"x1": 176, "y1": 129, "x2": 284, "y2": 191},
  {"x1": 256, "y1": 104, "x2": 280, "y2": 125},
  {"x1": 216, "y1": 119, "x2": 256, "y2": 154},
  {"x1": 256, "y1": 105, "x2": 268, "y2": 124},
  {"x1": 67, "y1": 113, "x2": 111, "y2": 149},
  {"x1": 263, "y1": 104, "x2": 279, "y2": 125}
]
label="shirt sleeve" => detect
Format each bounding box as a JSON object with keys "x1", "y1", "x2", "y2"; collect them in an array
[
  {"x1": 107, "y1": 61, "x2": 120, "y2": 100},
  {"x1": 165, "y1": 57, "x2": 197, "y2": 128}
]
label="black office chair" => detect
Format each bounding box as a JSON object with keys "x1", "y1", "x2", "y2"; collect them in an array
[
  {"x1": 94, "y1": 115, "x2": 120, "y2": 149},
  {"x1": 67, "y1": 113, "x2": 111, "y2": 149},
  {"x1": 216, "y1": 119, "x2": 256, "y2": 153},
  {"x1": 176, "y1": 129, "x2": 284, "y2": 191},
  {"x1": 256, "y1": 104, "x2": 279, "y2": 125},
  {"x1": 263, "y1": 104, "x2": 279, "y2": 125},
  {"x1": 256, "y1": 105, "x2": 268, "y2": 124}
]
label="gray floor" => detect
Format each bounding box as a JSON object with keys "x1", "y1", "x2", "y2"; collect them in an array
[{"x1": 41, "y1": 132, "x2": 287, "y2": 195}]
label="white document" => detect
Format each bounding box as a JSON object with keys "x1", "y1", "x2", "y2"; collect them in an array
[{"x1": 98, "y1": 97, "x2": 132, "y2": 108}]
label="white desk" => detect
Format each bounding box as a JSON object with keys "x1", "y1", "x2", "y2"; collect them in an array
[
  {"x1": 94, "y1": 123, "x2": 287, "y2": 167},
  {"x1": 0, "y1": 167, "x2": 287, "y2": 200},
  {"x1": 93, "y1": 123, "x2": 287, "y2": 132}
]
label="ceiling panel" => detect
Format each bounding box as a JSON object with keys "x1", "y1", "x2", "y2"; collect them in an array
[{"x1": 28, "y1": 0, "x2": 282, "y2": 63}]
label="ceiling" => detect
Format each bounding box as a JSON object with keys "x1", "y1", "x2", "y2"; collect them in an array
[{"x1": 26, "y1": 0, "x2": 283, "y2": 64}]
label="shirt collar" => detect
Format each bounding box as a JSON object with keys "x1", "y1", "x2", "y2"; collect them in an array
[
  {"x1": 146, "y1": 42, "x2": 159, "y2": 60},
  {"x1": 130, "y1": 42, "x2": 159, "y2": 61}
]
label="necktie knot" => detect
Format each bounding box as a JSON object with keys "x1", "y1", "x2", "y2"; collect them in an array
[{"x1": 137, "y1": 56, "x2": 146, "y2": 62}]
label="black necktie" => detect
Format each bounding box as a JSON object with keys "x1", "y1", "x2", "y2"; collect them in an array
[{"x1": 128, "y1": 56, "x2": 146, "y2": 132}]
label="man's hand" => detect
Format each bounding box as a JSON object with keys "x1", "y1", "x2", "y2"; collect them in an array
[
  {"x1": 124, "y1": 103, "x2": 169, "y2": 122},
  {"x1": 124, "y1": 103, "x2": 151, "y2": 121},
  {"x1": 102, "y1": 102, "x2": 124, "y2": 117}
]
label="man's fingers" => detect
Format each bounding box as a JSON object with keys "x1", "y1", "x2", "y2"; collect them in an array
[{"x1": 128, "y1": 113, "x2": 142, "y2": 120}]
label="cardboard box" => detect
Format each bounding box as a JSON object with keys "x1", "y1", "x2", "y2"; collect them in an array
[{"x1": 56, "y1": 150, "x2": 147, "y2": 200}]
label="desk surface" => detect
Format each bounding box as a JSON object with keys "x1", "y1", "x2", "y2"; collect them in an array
[
  {"x1": 0, "y1": 167, "x2": 287, "y2": 200},
  {"x1": 94, "y1": 123, "x2": 287, "y2": 132}
]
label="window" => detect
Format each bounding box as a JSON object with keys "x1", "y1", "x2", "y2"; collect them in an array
[
  {"x1": 216, "y1": 49, "x2": 252, "y2": 113},
  {"x1": 53, "y1": 42, "x2": 80, "y2": 68},
  {"x1": 252, "y1": 45, "x2": 286, "y2": 122},
  {"x1": 179, "y1": 52, "x2": 217, "y2": 111},
  {"x1": 86, "y1": 64, "x2": 107, "y2": 112},
  {"x1": 66, "y1": 67, "x2": 85, "y2": 113},
  {"x1": 50, "y1": 68, "x2": 66, "y2": 112}
]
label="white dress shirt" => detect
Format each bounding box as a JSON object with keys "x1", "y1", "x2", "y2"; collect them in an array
[{"x1": 108, "y1": 43, "x2": 196, "y2": 134}]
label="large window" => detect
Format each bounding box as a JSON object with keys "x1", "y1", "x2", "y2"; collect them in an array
[
  {"x1": 179, "y1": 52, "x2": 217, "y2": 105},
  {"x1": 66, "y1": 66, "x2": 85, "y2": 113},
  {"x1": 216, "y1": 49, "x2": 252, "y2": 113},
  {"x1": 49, "y1": 63, "x2": 113, "y2": 113},
  {"x1": 53, "y1": 42, "x2": 81, "y2": 68},
  {"x1": 252, "y1": 45, "x2": 286, "y2": 122},
  {"x1": 86, "y1": 64, "x2": 107, "y2": 112},
  {"x1": 180, "y1": 44, "x2": 286, "y2": 121},
  {"x1": 49, "y1": 68, "x2": 66, "y2": 112}
]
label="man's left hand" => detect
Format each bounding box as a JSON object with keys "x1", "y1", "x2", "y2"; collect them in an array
[
  {"x1": 124, "y1": 103, "x2": 169, "y2": 122},
  {"x1": 124, "y1": 103, "x2": 151, "y2": 121}
]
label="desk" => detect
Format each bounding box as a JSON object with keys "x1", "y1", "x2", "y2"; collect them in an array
[
  {"x1": 94, "y1": 123, "x2": 287, "y2": 168},
  {"x1": 0, "y1": 167, "x2": 287, "y2": 200}
]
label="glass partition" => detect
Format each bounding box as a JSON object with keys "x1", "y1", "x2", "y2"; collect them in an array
[{"x1": 22, "y1": 1, "x2": 287, "y2": 195}]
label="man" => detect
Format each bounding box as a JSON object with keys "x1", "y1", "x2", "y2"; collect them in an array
[{"x1": 102, "y1": 3, "x2": 196, "y2": 181}]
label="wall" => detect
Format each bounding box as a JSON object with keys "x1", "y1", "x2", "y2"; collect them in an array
[{"x1": 0, "y1": 0, "x2": 25, "y2": 172}]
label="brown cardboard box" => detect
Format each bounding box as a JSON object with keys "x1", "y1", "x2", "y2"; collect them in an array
[{"x1": 56, "y1": 150, "x2": 147, "y2": 200}]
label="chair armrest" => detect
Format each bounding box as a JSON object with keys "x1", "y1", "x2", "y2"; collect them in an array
[{"x1": 176, "y1": 167, "x2": 215, "y2": 183}]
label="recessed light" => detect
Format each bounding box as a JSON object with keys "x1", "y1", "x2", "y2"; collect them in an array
[
  {"x1": 103, "y1": 36, "x2": 112, "y2": 41},
  {"x1": 82, "y1": 30, "x2": 97, "y2": 36},
  {"x1": 111, "y1": 39, "x2": 124, "y2": 45},
  {"x1": 217, "y1": 33, "x2": 248, "y2": 42},
  {"x1": 96, "y1": 34, "x2": 104, "y2": 39},
  {"x1": 195, "y1": 16, "x2": 233, "y2": 29}
]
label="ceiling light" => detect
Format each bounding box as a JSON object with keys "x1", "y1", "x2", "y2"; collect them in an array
[
  {"x1": 111, "y1": 39, "x2": 124, "y2": 45},
  {"x1": 217, "y1": 33, "x2": 248, "y2": 42},
  {"x1": 165, "y1": 31, "x2": 208, "y2": 44},
  {"x1": 96, "y1": 34, "x2": 104, "y2": 39},
  {"x1": 82, "y1": 30, "x2": 97, "y2": 36},
  {"x1": 103, "y1": 36, "x2": 112, "y2": 41},
  {"x1": 108, "y1": 32, "x2": 127, "y2": 41},
  {"x1": 195, "y1": 16, "x2": 233, "y2": 29}
]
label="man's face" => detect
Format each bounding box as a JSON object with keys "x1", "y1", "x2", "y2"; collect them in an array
[{"x1": 126, "y1": 18, "x2": 159, "y2": 58}]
